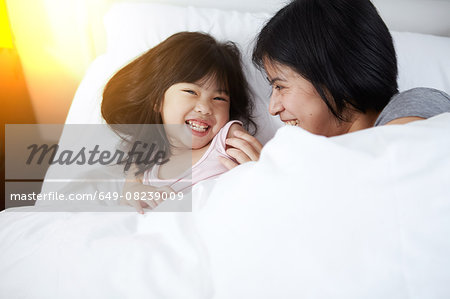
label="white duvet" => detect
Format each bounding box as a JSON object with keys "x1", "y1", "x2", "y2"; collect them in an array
[{"x1": 1, "y1": 114, "x2": 450, "y2": 299}]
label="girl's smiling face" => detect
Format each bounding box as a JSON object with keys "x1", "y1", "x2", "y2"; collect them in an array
[{"x1": 161, "y1": 76, "x2": 230, "y2": 149}]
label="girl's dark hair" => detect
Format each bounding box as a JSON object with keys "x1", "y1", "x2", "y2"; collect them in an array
[
  {"x1": 253, "y1": 0, "x2": 398, "y2": 121},
  {"x1": 102, "y1": 32, "x2": 255, "y2": 174}
]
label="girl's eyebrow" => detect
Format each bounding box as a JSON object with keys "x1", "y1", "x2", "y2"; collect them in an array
[{"x1": 190, "y1": 82, "x2": 229, "y2": 95}]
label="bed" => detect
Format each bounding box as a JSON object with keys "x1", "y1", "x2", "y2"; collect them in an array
[{"x1": 1, "y1": 1, "x2": 450, "y2": 298}]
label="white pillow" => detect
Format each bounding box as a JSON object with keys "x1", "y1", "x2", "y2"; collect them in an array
[
  {"x1": 393, "y1": 31, "x2": 450, "y2": 93},
  {"x1": 66, "y1": 2, "x2": 450, "y2": 145}
]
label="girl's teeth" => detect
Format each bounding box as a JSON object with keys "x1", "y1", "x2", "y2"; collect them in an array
[
  {"x1": 187, "y1": 120, "x2": 209, "y2": 132},
  {"x1": 190, "y1": 125, "x2": 206, "y2": 132}
]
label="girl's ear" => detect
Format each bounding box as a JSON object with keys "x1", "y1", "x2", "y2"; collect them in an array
[{"x1": 153, "y1": 101, "x2": 162, "y2": 113}]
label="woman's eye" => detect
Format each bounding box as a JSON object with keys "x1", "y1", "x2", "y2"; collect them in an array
[
  {"x1": 269, "y1": 83, "x2": 284, "y2": 91},
  {"x1": 183, "y1": 90, "x2": 197, "y2": 95}
]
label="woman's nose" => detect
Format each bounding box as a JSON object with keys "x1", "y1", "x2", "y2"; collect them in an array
[
  {"x1": 194, "y1": 99, "x2": 212, "y2": 115},
  {"x1": 269, "y1": 94, "x2": 283, "y2": 116}
]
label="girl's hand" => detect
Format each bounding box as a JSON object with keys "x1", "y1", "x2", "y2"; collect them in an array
[
  {"x1": 121, "y1": 166, "x2": 172, "y2": 214},
  {"x1": 219, "y1": 124, "x2": 263, "y2": 170}
]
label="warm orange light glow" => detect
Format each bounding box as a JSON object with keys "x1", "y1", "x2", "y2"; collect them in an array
[
  {"x1": 6, "y1": 0, "x2": 98, "y2": 123},
  {"x1": 0, "y1": 0, "x2": 13, "y2": 48}
]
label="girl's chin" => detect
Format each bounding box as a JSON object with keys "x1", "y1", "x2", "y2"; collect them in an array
[{"x1": 191, "y1": 137, "x2": 213, "y2": 150}]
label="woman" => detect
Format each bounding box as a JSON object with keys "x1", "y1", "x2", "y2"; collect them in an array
[{"x1": 224, "y1": 0, "x2": 450, "y2": 166}]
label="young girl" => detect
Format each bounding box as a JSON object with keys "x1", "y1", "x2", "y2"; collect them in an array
[{"x1": 101, "y1": 32, "x2": 261, "y2": 213}]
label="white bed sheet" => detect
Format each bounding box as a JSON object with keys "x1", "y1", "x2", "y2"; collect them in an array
[{"x1": 1, "y1": 113, "x2": 450, "y2": 298}]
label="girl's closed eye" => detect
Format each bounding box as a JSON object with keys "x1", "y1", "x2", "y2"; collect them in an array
[
  {"x1": 214, "y1": 96, "x2": 228, "y2": 102},
  {"x1": 183, "y1": 89, "x2": 198, "y2": 95}
]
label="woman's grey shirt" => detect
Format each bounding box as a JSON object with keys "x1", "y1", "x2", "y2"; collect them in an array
[{"x1": 374, "y1": 87, "x2": 450, "y2": 126}]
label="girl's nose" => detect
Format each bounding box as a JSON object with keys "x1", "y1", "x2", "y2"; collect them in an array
[
  {"x1": 194, "y1": 99, "x2": 212, "y2": 115},
  {"x1": 269, "y1": 94, "x2": 283, "y2": 116}
]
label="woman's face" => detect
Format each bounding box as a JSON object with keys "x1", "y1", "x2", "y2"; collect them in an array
[
  {"x1": 264, "y1": 60, "x2": 351, "y2": 137},
  {"x1": 161, "y1": 76, "x2": 230, "y2": 149}
]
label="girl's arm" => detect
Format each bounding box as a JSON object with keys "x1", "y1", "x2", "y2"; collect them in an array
[{"x1": 219, "y1": 123, "x2": 263, "y2": 169}]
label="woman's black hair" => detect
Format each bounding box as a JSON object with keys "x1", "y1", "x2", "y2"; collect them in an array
[
  {"x1": 253, "y1": 0, "x2": 398, "y2": 121},
  {"x1": 102, "y1": 32, "x2": 255, "y2": 174}
]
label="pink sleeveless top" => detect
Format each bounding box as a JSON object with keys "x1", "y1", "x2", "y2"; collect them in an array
[{"x1": 142, "y1": 120, "x2": 241, "y2": 192}]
